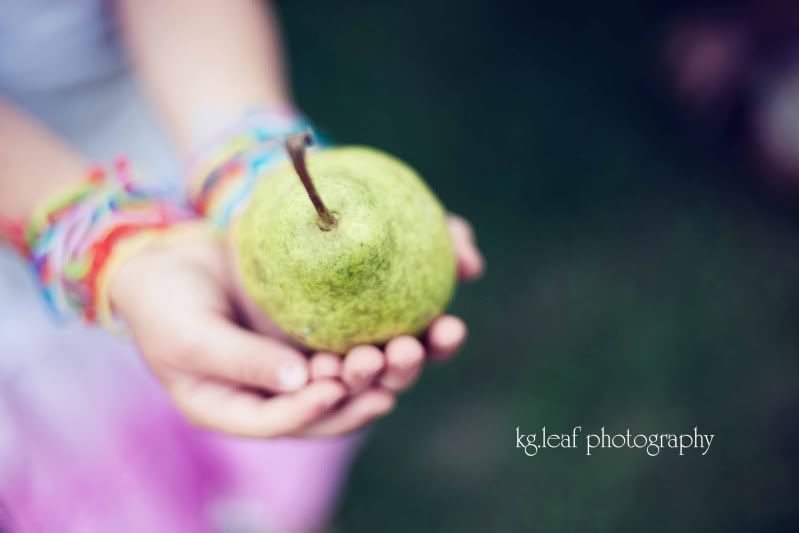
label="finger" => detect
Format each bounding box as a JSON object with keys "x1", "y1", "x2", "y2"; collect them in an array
[
  {"x1": 380, "y1": 336, "x2": 425, "y2": 392},
  {"x1": 427, "y1": 315, "x2": 467, "y2": 361},
  {"x1": 342, "y1": 345, "x2": 385, "y2": 394},
  {"x1": 310, "y1": 352, "x2": 343, "y2": 380},
  {"x1": 448, "y1": 213, "x2": 474, "y2": 240},
  {"x1": 296, "y1": 389, "x2": 396, "y2": 438},
  {"x1": 448, "y1": 215, "x2": 484, "y2": 280},
  {"x1": 171, "y1": 313, "x2": 311, "y2": 393},
  {"x1": 171, "y1": 376, "x2": 346, "y2": 438}
]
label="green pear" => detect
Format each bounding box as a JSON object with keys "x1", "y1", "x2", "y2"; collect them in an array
[{"x1": 235, "y1": 133, "x2": 456, "y2": 353}]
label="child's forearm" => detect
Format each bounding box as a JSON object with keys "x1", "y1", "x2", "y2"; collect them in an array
[
  {"x1": 0, "y1": 99, "x2": 194, "y2": 326},
  {"x1": 118, "y1": 0, "x2": 293, "y2": 157},
  {"x1": 0, "y1": 99, "x2": 89, "y2": 220}
]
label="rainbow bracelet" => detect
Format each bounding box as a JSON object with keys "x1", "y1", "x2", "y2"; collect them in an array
[
  {"x1": 187, "y1": 107, "x2": 326, "y2": 228},
  {"x1": 20, "y1": 159, "x2": 193, "y2": 327}
]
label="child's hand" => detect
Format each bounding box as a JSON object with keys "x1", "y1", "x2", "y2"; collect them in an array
[
  {"x1": 109, "y1": 225, "x2": 353, "y2": 438},
  {"x1": 109, "y1": 213, "x2": 483, "y2": 439}
]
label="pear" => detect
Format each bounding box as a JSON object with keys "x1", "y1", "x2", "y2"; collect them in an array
[{"x1": 235, "y1": 133, "x2": 456, "y2": 353}]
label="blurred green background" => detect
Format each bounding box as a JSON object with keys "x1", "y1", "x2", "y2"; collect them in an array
[{"x1": 279, "y1": 1, "x2": 799, "y2": 531}]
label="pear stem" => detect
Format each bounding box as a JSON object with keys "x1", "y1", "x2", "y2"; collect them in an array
[{"x1": 285, "y1": 132, "x2": 337, "y2": 231}]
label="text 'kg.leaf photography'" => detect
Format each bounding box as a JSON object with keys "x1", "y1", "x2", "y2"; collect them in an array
[{"x1": 515, "y1": 426, "x2": 715, "y2": 457}]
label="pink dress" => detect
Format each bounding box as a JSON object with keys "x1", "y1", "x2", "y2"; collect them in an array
[{"x1": 0, "y1": 1, "x2": 358, "y2": 531}]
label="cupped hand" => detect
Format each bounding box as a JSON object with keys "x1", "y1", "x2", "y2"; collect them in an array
[
  {"x1": 109, "y1": 224, "x2": 361, "y2": 438},
  {"x1": 110, "y1": 212, "x2": 483, "y2": 439}
]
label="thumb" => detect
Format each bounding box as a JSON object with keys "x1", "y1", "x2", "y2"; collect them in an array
[{"x1": 174, "y1": 312, "x2": 311, "y2": 393}]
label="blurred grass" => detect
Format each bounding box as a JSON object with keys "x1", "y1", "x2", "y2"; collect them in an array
[{"x1": 278, "y1": 1, "x2": 799, "y2": 531}]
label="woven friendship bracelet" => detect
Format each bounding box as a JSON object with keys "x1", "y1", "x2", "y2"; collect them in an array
[
  {"x1": 187, "y1": 107, "x2": 323, "y2": 228},
  {"x1": 21, "y1": 159, "x2": 193, "y2": 326}
]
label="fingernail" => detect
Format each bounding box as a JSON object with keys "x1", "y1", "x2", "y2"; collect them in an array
[
  {"x1": 278, "y1": 364, "x2": 308, "y2": 390},
  {"x1": 440, "y1": 320, "x2": 466, "y2": 347}
]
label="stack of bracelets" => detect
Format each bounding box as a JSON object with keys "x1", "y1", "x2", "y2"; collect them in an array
[
  {"x1": 0, "y1": 107, "x2": 319, "y2": 330},
  {"x1": 187, "y1": 107, "x2": 316, "y2": 229},
  {"x1": 1, "y1": 160, "x2": 193, "y2": 328}
]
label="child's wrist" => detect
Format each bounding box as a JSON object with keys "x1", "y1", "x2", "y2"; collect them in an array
[
  {"x1": 106, "y1": 221, "x2": 216, "y2": 325},
  {"x1": 19, "y1": 159, "x2": 194, "y2": 328},
  {"x1": 186, "y1": 106, "x2": 325, "y2": 228}
]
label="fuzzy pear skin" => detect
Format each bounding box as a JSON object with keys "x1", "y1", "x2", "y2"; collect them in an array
[{"x1": 235, "y1": 145, "x2": 456, "y2": 353}]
